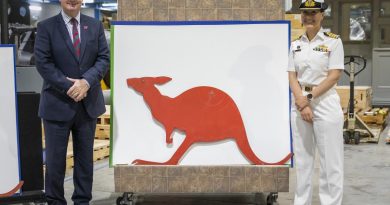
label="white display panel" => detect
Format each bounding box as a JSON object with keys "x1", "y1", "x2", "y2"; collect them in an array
[
  {"x1": 0, "y1": 46, "x2": 21, "y2": 196},
  {"x1": 111, "y1": 22, "x2": 291, "y2": 166}
]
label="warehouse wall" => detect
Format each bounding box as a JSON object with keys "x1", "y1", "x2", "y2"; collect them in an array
[
  {"x1": 30, "y1": 3, "x2": 95, "y2": 26},
  {"x1": 117, "y1": 0, "x2": 285, "y2": 21}
]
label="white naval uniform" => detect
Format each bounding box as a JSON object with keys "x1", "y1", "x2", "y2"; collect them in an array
[{"x1": 288, "y1": 29, "x2": 344, "y2": 205}]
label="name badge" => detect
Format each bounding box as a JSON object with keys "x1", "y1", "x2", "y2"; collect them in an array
[{"x1": 293, "y1": 45, "x2": 301, "y2": 52}]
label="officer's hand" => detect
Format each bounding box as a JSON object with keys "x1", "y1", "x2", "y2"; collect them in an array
[
  {"x1": 300, "y1": 106, "x2": 313, "y2": 123},
  {"x1": 295, "y1": 95, "x2": 309, "y2": 111}
]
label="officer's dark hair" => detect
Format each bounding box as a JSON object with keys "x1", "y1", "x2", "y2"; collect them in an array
[{"x1": 320, "y1": 3, "x2": 328, "y2": 12}]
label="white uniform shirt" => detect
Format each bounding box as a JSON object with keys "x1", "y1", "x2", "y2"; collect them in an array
[{"x1": 287, "y1": 28, "x2": 344, "y2": 86}]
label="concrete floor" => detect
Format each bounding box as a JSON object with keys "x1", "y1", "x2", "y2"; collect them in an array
[{"x1": 59, "y1": 123, "x2": 390, "y2": 205}]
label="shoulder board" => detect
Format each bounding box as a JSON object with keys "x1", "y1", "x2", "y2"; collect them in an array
[
  {"x1": 292, "y1": 35, "x2": 302, "y2": 42},
  {"x1": 324, "y1": 32, "x2": 339, "y2": 39}
]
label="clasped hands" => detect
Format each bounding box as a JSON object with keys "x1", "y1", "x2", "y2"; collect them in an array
[
  {"x1": 295, "y1": 95, "x2": 313, "y2": 123},
  {"x1": 66, "y1": 77, "x2": 89, "y2": 102}
]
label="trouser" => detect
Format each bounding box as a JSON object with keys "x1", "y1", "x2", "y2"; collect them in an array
[
  {"x1": 43, "y1": 104, "x2": 97, "y2": 205},
  {"x1": 291, "y1": 89, "x2": 344, "y2": 205}
]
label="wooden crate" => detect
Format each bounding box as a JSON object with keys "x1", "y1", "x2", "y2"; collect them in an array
[
  {"x1": 95, "y1": 124, "x2": 110, "y2": 139},
  {"x1": 66, "y1": 156, "x2": 74, "y2": 170},
  {"x1": 42, "y1": 123, "x2": 46, "y2": 149},
  {"x1": 97, "y1": 105, "x2": 111, "y2": 125},
  {"x1": 336, "y1": 86, "x2": 372, "y2": 110},
  {"x1": 93, "y1": 140, "x2": 110, "y2": 161},
  {"x1": 66, "y1": 142, "x2": 75, "y2": 170},
  {"x1": 96, "y1": 105, "x2": 111, "y2": 139},
  {"x1": 358, "y1": 107, "x2": 389, "y2": 125},
  {"x1": 66, "y1": 140, "x2": 110, "y2": 171}
]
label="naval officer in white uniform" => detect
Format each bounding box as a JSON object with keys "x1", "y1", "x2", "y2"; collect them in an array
[{"x1": 288, "y1": 0, "x2": 345, "y2": 204}]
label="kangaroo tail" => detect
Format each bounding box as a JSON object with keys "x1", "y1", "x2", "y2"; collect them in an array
[
  {"x1": 0, "y1": 181, "x2": 24, "y2": 197},
  {"x1": 236, "y1": 136, "x2": 292, "y2": 165}
]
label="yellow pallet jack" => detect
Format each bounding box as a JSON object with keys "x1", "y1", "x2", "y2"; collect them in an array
[{"x1": 343, "y1": 56, "x2": 375, "y2": 144}]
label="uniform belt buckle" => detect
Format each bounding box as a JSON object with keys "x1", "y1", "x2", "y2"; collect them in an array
[{"x1": 304, "y1": 86, "x2": 313, "y2": 92}]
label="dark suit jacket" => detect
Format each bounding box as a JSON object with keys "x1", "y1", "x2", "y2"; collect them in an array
[{"x1": 34, "y1": 13, "x2": 109, "y2": 121}]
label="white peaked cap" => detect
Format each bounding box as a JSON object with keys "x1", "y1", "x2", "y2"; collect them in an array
[{"x1": 301, "y1": 0, "x2": 325, "y2": 3}]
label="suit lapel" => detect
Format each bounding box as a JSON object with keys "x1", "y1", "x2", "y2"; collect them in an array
[
  {"x1": 56, "y1": 14, "x2": 78, "y2": 61},
  {"x1": 79, "y1": 15, "x2": 88, "y2": 62}
]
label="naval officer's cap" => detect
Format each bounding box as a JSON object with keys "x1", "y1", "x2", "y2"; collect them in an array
[{"x1": 299, "y1": 0, "x2": 328, "y2": 11}]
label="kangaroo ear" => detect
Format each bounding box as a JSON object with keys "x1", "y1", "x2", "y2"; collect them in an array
[{"x1": 154, "y1": 76, "x2": 172, "y2": 85}]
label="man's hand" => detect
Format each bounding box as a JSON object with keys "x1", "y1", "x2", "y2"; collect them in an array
[
  {"x1": 300, "y1": 106, "x2": 313, "y2": 123},
  {"x1": 66, "y1": 77, "x2": 89, "y2": 102},
  {"x1": 295, "y1": 95, "x2": 309, "y2": 111}
]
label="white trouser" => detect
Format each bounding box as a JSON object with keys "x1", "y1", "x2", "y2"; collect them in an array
[{"x1": 291, "y1": 89, "x2": 344, "y2": 205}]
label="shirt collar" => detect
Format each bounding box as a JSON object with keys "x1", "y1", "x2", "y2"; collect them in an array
[
  {"x1": 317, "y1": 28, "x2": 326, "y2": 40},
  {"x1": 301, "y1": 27, "x2": 325, "y2": 41},
  {"x1": 61, "y1": 10, "x2": 81, "y2": 25}
]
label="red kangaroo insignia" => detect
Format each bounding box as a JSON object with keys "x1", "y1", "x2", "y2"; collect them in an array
[{"x1": 126, "y1": 76, "x2": 292, "y2": 165}]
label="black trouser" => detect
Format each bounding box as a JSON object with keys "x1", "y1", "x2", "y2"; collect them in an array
[{"x1": 43, "y1": 104, "x2": 96, "y2": 205}]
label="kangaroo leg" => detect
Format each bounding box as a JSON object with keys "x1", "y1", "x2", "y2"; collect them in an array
[
  {"x1": 165, "y1": 126, "x2": 174, "y2": 144},
  {"x1": 235, "y1": 137, "x2": 292, "y2": 165},
  {"x1": 163, "y1": 138, "x2": 194, "y2": 165},
  {"x1": 132, "y1": 138, "x2": 194, "y2": 165}
]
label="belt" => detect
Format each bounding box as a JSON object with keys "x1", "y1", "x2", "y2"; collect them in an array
[{"x1": 301, "y1": 85, "x2": 316, "y2": 92}]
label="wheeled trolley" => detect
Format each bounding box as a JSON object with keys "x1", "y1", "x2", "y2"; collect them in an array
[{"x1": 342, "y1": 56, "x2": 375, "y2": 144}]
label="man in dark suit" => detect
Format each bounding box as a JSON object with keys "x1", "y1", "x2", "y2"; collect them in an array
[{"x1": 34, "y1": 0, "x2": 109, "y2": 204}]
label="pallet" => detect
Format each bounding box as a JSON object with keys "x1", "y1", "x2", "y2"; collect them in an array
[
  {"x1": 343, "y1": 110, "x2": 386, "y2": 144},
  {"x1": 358, "y1": 124, "x2": 382, "y2": 143},
  {"x1": 357, "y1": 107, "x2": 389, "y2": 125},
  {"x1": 385, "y1": 129, "x2": 390, "y2": 144},
  {"x1": 93, "y1": 139, "x2": 110, "y2": 161},
  {"x1": 96, "y1": 105, "x2": 111, "y2": 139},
  {"x1": 95, "y1": 124, "x2": 110, "y2": 140},
  {"x1": 66, "y1": 140, "x2": 110, "y2": 171},
  {"x1": 97, "y1": 105, "x2": 111, "y2": 126}
]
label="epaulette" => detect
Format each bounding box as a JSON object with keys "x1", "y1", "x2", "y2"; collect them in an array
[
  {"x1": 324, "y1": 32, "x2": 339, "y2": 39},
  {"x1": 292, "y1": 35, "x2": 302, "y2": 42}
]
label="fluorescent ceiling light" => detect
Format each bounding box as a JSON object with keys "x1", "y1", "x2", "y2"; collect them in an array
[
  {"x1": 102, "y1": 3, "x2": 117, "y2": 7},
  {"x1": 29, "y1": 5, "x2": 42, "y2": 11},
  {"x1": 84, "y1": 0, "x2": 95, "y2": 3}
]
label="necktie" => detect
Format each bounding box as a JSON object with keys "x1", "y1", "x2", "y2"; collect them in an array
[{"x1": 70, "y1": 18, "x2": 80, "y2": 57}]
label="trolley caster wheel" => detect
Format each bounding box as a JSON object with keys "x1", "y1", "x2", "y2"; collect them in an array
[
  {"x1": 116, "y1": 197, "x2": 124, "y2": 205},
  {"x1": 267, "y1": 192, "x2": 278, "y2": 205},
  {"x1": 354, "y1": 132, "x2": 360, "y2": 145},
  {"x1": 116, "y1": 192, "x2": 134, "y2": 205},
  {"x1": 343, "y1": 132, "x2": 350, "y2": 144}
]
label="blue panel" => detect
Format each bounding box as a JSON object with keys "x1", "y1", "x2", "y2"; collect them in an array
[{"x1": 94, "y1": 5, "x2": 100, "y2": 20}]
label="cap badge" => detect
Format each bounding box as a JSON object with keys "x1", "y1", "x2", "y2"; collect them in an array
[{"x1": 305, "y1": 0, "x2": 316, "y2": 7}]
